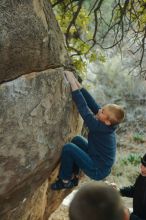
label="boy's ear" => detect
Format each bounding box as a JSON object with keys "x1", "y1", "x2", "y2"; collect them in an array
[{"x1": 105, "y1": 120, "x2": 111, "y2": 126}]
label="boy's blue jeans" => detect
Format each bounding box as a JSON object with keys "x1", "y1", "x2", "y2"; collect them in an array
[{"x1": 59, "y1": 135, "x2": 109, "y2": 181}]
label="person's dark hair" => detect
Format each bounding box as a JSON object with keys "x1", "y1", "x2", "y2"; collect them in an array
[
  {"x1": 141, "y1": 153, "x2": 146, "y2": 166},
  {"x1": 69, "y1": 182, "x2": 125, "y2": 220}
]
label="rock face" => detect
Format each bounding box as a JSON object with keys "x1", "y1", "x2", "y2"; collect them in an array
[
  {"x1": 0, "y1": 0, "x2": 70, "y2": 83},
  {"x1": 0, "y1": 1, "x2": 82, "y2": 220}
]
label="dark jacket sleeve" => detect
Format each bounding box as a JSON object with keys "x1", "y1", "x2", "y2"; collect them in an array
[
  {"x1": 130, "y1": 213, "x2": 145, "y2": 220},
  {"x1": 120, "y1": 185, "x2": 135, "y2": 198},
  {"x1": 72, "y1": 90, "x2": 112, "y2": 133},
  {"x1": 80, "y1": 88, "x2": 101, "y2": 114}
]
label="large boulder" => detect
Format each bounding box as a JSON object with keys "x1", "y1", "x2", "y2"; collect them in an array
[
  {"x1": 0, "y1": 68, "x2": 82, "y2": 219},
  {"x1": 0, "y1": 0, "x2": 82, "y2": 219},
  {"x1": 0, "y1": 0, "x2": 70, "y2": 83}
]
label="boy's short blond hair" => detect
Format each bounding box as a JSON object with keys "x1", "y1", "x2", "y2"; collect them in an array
[{"x1": 105, "y1": 104, "x2": 125, "y2": 125}]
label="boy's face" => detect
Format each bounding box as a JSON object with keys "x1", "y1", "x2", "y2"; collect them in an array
[
  {"x1": 96, "y1": 106, "x2": 112, "y2": 125},
  {"x1": 140, "y1": 164, "x2": 146, "y2": 176}
]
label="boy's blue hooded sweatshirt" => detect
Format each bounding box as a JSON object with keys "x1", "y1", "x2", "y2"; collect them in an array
[{"x1": 72, "y1": 88, "x2": 117, "y2": 172}]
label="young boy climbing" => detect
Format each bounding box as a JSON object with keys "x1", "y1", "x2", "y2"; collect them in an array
[{"x1": 51, "y1": 71, "x2": 125, "y2": 190}]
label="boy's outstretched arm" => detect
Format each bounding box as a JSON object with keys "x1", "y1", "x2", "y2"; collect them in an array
[
  {"x1": 65, "y1": 71, "x2": 110, "y2": 132},
  {"x1": 80, "y1": 88, "x2": 101, "y2": 114},
  {"x1": 65, "y1": 71, "x2": 101, "y2": 114}
]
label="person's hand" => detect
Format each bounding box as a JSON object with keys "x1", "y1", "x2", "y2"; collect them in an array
[
  {"x1": 124, "y1": 208, "x2": 130, "y2": 220},
  {"x1": 65, "y1": 71, "x2": 76, "y2": 85},
  {"x1": 104, "y1": 181, "x2": 119, "y2": 191},
  {"x1": 75, "y1": 78, "x2": 82, "y2": 89},
  {"x1": 64, "y1": 71, "x2": 79, "y2": 91},
  {"x1": 110, "y1": 182, "x2": 119, "y2": 191}
]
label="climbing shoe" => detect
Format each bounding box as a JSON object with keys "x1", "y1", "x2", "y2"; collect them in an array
[
  {"x1": 71, "y1": 177, "x2": 79, "y2": 186},
  {"x1": 51, "y1": 178, "x2": 75, "y2": 190}
]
